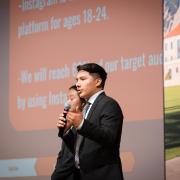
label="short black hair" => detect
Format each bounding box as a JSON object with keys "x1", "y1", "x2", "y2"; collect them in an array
[{"x1": 77, "y1": 63, "x2": 107, "y2": 88}]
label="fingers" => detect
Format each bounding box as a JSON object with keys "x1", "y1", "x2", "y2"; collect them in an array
[
  {"x1": 75, "y1": 106, "x2": 80, "y2": 112},
  {"x1": 57, "y1": 115, "x2": 66, "y2": 128},
  {"x1": 57, "y1": 111, "x2": 83, "y2": 129},
  {"x1": 57, "y1": 113, "x2": 73, "y2": 130},
  {"x1": 69, "y1": 105, "x2": 81, "y2": 113},
  {"x1": 66, "y1": 111, "x2": 83, "y2": 128}
]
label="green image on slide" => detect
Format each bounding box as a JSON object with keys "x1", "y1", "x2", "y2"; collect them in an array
[{"x1": 164, "y1": 85, "x2": 180, "y2": 160}]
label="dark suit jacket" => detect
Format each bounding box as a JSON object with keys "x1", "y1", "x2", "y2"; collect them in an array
[
  {"x1": 51, "y1": 132, "x2": 75, "y2": 180},
  {"x1": 62, "y1": 92, "x2": 124, "y2": 180}
]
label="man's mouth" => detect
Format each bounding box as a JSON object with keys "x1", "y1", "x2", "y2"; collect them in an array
[{"x1": 77, "y1": 90, "x2": 81, "y2": 94}]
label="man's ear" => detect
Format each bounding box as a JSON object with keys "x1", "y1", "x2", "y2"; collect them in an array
[{"x1": 96, "y1": 78, "x2": 102, "y2": 87}]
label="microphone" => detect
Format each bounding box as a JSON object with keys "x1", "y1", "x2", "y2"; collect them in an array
[{"x1": 58, "y1": 101, "x2": 71, "y2": 137}]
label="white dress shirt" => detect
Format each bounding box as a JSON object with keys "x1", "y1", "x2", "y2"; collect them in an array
[{"x1": 77, "y1": 90, "x2": 104, "y2": 129}]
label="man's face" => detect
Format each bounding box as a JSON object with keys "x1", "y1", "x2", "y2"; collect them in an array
[{"x1": 76, "y1": 70, "x2": 101, "y2": 100}]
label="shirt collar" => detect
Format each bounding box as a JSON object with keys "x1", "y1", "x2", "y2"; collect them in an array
[{"x1": 88, "y1": 90, "x2": 104, "y2": 105}]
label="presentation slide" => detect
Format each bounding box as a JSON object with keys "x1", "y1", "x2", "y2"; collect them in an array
[
  {"x1": 0, "y1": 0, "x2": 164, "y2": 179},
  {"x1": 10, "y1": 0, "x2": 162, "y2": 131}
]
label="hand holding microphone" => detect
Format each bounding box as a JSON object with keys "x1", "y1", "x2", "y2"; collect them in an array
[
  {"x1": 58, "y1": 101, "x2": 84, "y2": 136},
  {"x1": 58, "y1": 101, "x2": 71, "y2": 136}
]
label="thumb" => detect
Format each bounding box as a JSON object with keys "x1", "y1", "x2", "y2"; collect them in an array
[{"x1": 75, "y1": 106, "x2": 81, "y2": 112}]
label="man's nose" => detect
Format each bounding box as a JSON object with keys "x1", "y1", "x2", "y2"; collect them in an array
[{"x1": 76, "y1": 81, "x2": 80, "y2": 87}]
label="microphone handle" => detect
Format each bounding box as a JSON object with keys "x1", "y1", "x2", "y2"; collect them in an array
[{"x1": 58, "y1": 109, "x2": 68, "y2": 137}]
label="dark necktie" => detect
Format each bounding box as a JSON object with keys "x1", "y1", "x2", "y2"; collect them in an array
[{"x1": 74, "y1": 102, "x2": 91, "y2": 168}]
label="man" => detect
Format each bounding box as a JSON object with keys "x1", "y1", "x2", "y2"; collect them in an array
[{"x1": 58, "y1": 63, "x2": 124, "y2": 180}]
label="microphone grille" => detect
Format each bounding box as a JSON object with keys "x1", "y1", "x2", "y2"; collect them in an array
[{"x1": 64, "y1": 101, "x2": 71, "y2": 110}]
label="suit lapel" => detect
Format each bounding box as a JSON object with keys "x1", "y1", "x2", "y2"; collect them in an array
[
  {"x1": 86, "y1": 92, "x2": 105, "y2": 121},
  {"x1": 79, "y1": 92, "x2": 106, "y2": 150}
]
